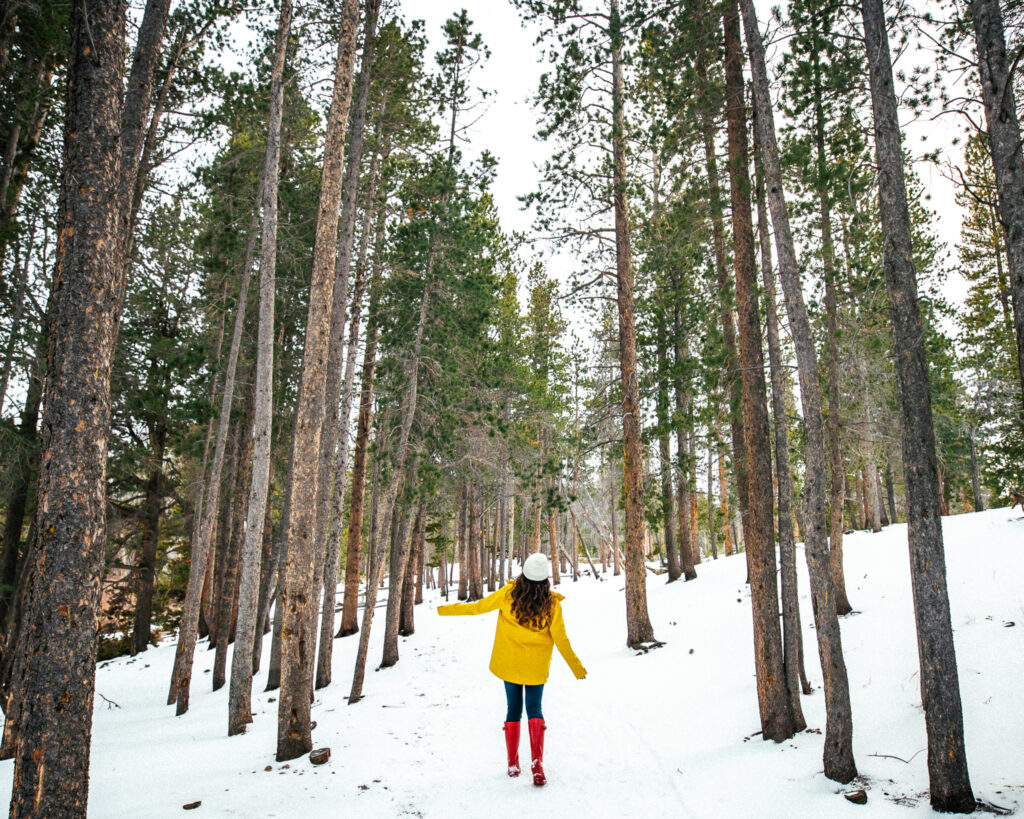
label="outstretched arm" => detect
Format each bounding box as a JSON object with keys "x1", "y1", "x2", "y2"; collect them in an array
[
  {"x1": 550, "y1": 603, "x2": 587, "y2": 679},
  {"x1": 437, "y1": 584, "x2": 506, "y2": 617}
]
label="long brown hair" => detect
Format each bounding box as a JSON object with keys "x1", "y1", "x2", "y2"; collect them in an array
[{"x1": 509, "y1": 574, "x2": 554, "y2": 630}]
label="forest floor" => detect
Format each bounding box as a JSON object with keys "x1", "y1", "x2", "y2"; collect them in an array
[{"x1": 1, "y1": 507, "x2": 1022, "y2": 818}]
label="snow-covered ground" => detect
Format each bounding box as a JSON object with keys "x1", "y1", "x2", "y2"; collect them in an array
[{"x1": 1, "y1": 507, "x2": 1021, "y2": 817}]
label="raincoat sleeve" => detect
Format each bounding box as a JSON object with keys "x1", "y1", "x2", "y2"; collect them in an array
[
  {"x1": 437, "y1": 585, "x2": 506, "y2": 617},
  {"x1": 550, "y1": 602, "x2": 587, "y2": 679}
]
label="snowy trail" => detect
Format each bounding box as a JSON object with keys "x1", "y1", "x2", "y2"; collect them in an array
[{"x1": 0, "y1": 508, "x2": 1021, "y2": 817}]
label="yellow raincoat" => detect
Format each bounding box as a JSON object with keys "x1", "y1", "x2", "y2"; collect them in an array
[{"x1": 438, "y1": 582, "x2": 587, "y2": 685}]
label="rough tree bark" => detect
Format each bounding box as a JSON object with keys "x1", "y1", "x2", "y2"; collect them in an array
[
  {"x1": 226, "y1": 0, "x2": 291, "y2": 737},
  {"x1": 399, "y1": 503, "x2": 425, "y2": 636},
  {"x1": 861, "y1": 0, "x2": 975, "y2": 809},
  {"x1": 611, "y1": 0, "x2": 654, "y2": 646},
  {"x1": 755, "y1": 119, "x2": 812, "y2": 701},
  {"x1": 374, "y1": 274, "x2": 433, "y2": 670},
  {"x1": 309, "y1": 0, "x2": 382, "y2": 689},
  {"x1": 169, "y1": 191, "x2": 259, "y2": 713},
  {"x1": 315, "y1": 152, "x2": 382, "y2": 688},
  {"x1": 276, "y1": 0, "x2": 359, "y2": 762},
  {"x1": 739, "y1": 0, "x2": 856, "y2": 782},
  {"x1": 809, "y1": 34, "x2": 854, "y2": 615},
  {"x1": 336, "y1": 269, "x2": 383, "y2": 637},
  {"x1": 723, "y1": 15, "x2": 799, "y2": 740},
  {"x1": 698, "y1": 29, "x2": 749, "y2": 548},
  {"x1": 7, "y1": 0, "x2": 126, "y2": 813},
  {"x1": 971, "y1": 0, "x2": 1024, "y2": 415}
]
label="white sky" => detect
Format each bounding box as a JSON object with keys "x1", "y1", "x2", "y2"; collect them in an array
[{"x1": 414, "y1": 0, "x2": 971, "y2": 311}]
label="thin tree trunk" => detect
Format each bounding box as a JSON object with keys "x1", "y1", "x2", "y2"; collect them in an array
[
  {"x1": 310, "y1": 0, "x2": 382, "y2": 691},
  {"x1": 117, "y1": 0, "x2": 172, "y2": 253},
  {"x1": 756, "y1": 123, "x2": 812, "y2": 705},
  {"x1": 377, "y1": 272, "x2": 435, "y2": 669},
  {"x1": 348, "y1": 458, "x2": 385, "y2": 704},
  {"x1": 7, "y1": 1, "x2": 126, "y2": 811},
  {"x1": 132, "y1": 437, "x2": 166, "y2": 655},
  {"x1": 0, "y1": 321, "x2": 45, "y2": 634},
  {"x1": 707, "y1": 441, "x2": 717, "y2": 560},
  {"x1": 972, "y1": 0, "x2": 1024, "y2": 415},
  {"x1": 316, "y1": 158, "x2": 382, "y2": 686},
  {"x1": 671, "y1": 316, "x2": 696, "y2": 581},
  {"x1": 724, "y1": 21, "x2": 799, "y2": 740},
  {"x1": 968, "y1": 432, "x2": 983, "y2": 512},
  {"x1": 0, "y1": 216, "x2": 34, "y2": 417},
  {"x1": 276, "y1": 0, "x2": 360, "y2": 763},
  {"x1": 459, "y1": 486, "x2": 470, "y2": 598},
  {"x1": 698, "y1": 40, "x2": 749, "y2": 549},
  {"x1": 861, "y1": 0, "x2": 975, "y2": 808},
  {"x1": 226, "y1": 0, "x2": 291, "y2": 735},
  {"x1": 610, "y1": 0, "x2": 654, "y2": 646},
  {"x1": 400, "y1": 503, "x2": 425, "y2": 636},
  {"x1": 336, "y1": 269, "x2": 382, "y2": 638},
  {"x1": 718, "y1": 447, "x2": 731, "y2": 557},
  {"x1": 814, "y1": 53, "x2": 853, "y2": 614},
  {"x1": 213, "y1": 382, "x2": 254, "y2": 689},
  {"x1": 657, "y1": 327, "x2": 680, "y2": 582},
  {"x1": 740, "y1": 0, "x2": 856, "y2": 782},
  {"x1": 169, "y1": 206, "x2": 260, "y2": 713}
]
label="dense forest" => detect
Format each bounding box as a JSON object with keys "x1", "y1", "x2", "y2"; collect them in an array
[{"x1": 0, "y1": 0, "x2": 1021, "y2": 814}]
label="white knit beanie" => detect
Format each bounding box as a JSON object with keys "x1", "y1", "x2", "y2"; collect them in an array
[{"x1": 523, "y1": 552, "x2": 550, "y2": 582}]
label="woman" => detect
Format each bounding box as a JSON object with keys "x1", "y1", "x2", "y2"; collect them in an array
[{"x1": 437, "y1": 552, "x2": 587, "y2": 786}]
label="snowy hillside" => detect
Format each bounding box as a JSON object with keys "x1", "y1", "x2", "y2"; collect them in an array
[{"x1": 2, "y1": 508, "x2": 1021, "y2": 818}]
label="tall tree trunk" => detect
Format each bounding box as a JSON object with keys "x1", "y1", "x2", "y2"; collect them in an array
[
  {"x1": 0, "y1": 321, "x2": 45, "y2": 634},
  {"x1": 400, "y1": 503, "x2": 425, "y2": 637},
  {"x1": 169, "y1": 207, "x2": 259, "y2": 713},
  {"x1": 861, "y1": 0, "x2": 975, "y2": 808},
  {"x1": 348, "y1": 458, "x2": 386, "y2": 704},
  {"x1": 672, "y1": 311, "x2": 697, "y2": 581},
  {"x1": 467, "y1": 486, "x2": 482, "y2": 600},
  {"x1": 213, "y1": 383, "x2": 255, "y2": 689},
  {"x1": 698, "y1": 37, "x2": 749, "y2": 548},
  {"x1": 548, "y1": 506, "x2": 561, "y2": 585},
  {"x1": 0, "y1": 65, "x2": 54, "y2": 276},
  {"x1": 724, "y1": 17, "x2": 799, "y2": 740},
  {"x1": 707, "y1": 441, "x2": 717, "y2": 559},
  {"x1": 117, "y1": 0, "x2": 172, "y2": 254},
  {"x1": 252, "y1": 456, "x2": 279, "y2": 671},
  {"x1": 657, "y1": 327, "x2": 680, "y2": 582},
  {"x1": 611, "y1": 0, "x2": 654, "y2": 646},
  {"x1": 337, "y1": 270, "x2": 383, "y2": 638},
  {"x1": 811, "y1": 43, "x2": 854, "y2": 615},
  {"x1": 755, "y1": 122, "x2": 812, "y2": 704},
  {"x1": 377, "y1": 272, "x2": 434, "y2": 670},
  {"x1": 718, "y1": 446, "x2": 731, "y2": 557},
  {"x1": 316, "y1": 153, "x2": 382, "y2": 687},
  {"x1": 0, "y1": 216, "x2": 35, "y2": 418},
  {"x1": 6, "y1": 1, "x2": 127, "y2": 813},
  {"x1": 276, "y1": 0, "x2": 360, "y2": 763},
  {"x1": 459, "y1": 486, "x2": 470, "y2": 598},
  {"x1": 131, "y1": 433, "x2": 166, "y2": 655},
  {"x1": 739, "y1": 0, "x2": 856, "y2": 783},
  {"x1": 309, "y1": 0, "x2": 382, "y2": 690},
  {"x1": 609, "y1": 461, "x2": 620, "y2": 576},
  {"x1": 226, "y1": 0, "x2": 291, "y2": 736},
  {"x1": 972, "y1": 0, "x2": 1024, "y2": 415},
  {"x1": 968, "y1": 432, "x2": 983, "y2": 512}
]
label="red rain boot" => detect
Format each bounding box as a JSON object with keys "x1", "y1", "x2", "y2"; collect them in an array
[
  {"x1": 528, "y1": 718, "x2": 546, "y2": 786},
  {"x1": 503, "y1": 721, "x2": 521, "y2": 777}
]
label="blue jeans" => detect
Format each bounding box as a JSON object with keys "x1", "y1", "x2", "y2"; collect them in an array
[{"x1": 504, "y1": 681, "x2": 544, "y2": 722}]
